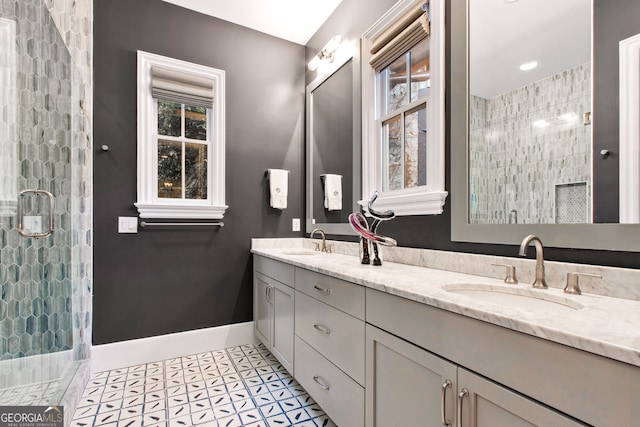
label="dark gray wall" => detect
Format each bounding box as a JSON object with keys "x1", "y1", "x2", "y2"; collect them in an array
[{"x1": 93, "y1": 0, "x2": 305, "y2": 344}]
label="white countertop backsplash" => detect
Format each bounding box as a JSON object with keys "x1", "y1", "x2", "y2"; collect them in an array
[{"x1": 251, "y1": 238, "x2": 640, "y2": 368}]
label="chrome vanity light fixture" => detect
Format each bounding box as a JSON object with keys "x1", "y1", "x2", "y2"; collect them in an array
[{"x1": 307, "y1": 35, "x2": 342, "y2": 71}]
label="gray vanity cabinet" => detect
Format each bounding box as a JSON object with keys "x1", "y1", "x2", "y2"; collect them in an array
[
  {"x1": 253, "y1": 256, "x2": 295, "y2": 373},
  {"x1": 366, "y1": 321, "x2": 585, "y2": 427},
  {"x1": 366, "y1": 324, "x2": 457, "y2": 427},
  {"x1": 366, "y1": 288, "x2": 604, "y2": 426}
]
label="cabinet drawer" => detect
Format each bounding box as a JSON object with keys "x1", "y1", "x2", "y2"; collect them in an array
[
  {"x1": 295, "y1": 291, "x2": 364, "y2": 385},
  {"x1": 294, "y1": 336, "x2": 364, "y2": 427},
  {"x1": 295, "y1": 267, "x2": 364, "y2": 319},
  {"x1": 254, "y1": 255, "x2": 294, "y2": 286}
]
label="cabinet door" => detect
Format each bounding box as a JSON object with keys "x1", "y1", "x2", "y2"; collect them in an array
[
  {"x1": 271, "y1": 279, "x2": 295, "y2": 373},
  {"x1": 253, "y1": 272, "x2": 272, "y2": 347},
  {"x1": 366, "y1": 325, "x2": 458, "y2": 427},
  {"x1": 458, "y1": 368, "x2": 587, "y2": 427}
]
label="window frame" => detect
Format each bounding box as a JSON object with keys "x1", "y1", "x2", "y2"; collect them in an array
[
  {"x1": 136, "y1": 50, "x2": 227, "y2": 219},
  {"x1": 361, "y1": 0, "x2": 447, "y2": 216}
]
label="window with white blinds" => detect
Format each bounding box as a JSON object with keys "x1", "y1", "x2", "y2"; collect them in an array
[
  {"x1": 361, "y1": 0, "x2": 447, "y2": 216},
  {"x1": 151, "y1": 66, "x2": 214, "y2": 109},
  {"x1": 136, "y1": 51, "x2": 227, "y2": 219}
]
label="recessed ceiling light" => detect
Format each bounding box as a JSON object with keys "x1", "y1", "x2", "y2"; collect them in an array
[
  {"x1": 504, "y1": 0, "x2": 519, "y2": 3},
  {"x1": 559, "y1": 112, "x2": 578, "y2": 122},
  {"x1": 533, "y1": 119, "x2": 550, "y2": 128},
  {"x1": 519, "y1": 61, "x2": 538, "y2": 71}
]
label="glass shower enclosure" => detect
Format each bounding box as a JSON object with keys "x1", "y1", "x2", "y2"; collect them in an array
[{"x1": 0, "y1": 0, "x2": 91, "y2": 416}]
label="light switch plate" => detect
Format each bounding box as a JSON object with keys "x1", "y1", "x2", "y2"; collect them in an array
[
  {"x1": 118, "y1": 216, "x2": 138, "y2": 233},
  {"x1": 292, "y1": 218, "x2": 301, "y2": 232}
]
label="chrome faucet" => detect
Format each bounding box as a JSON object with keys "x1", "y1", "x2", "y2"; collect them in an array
[
  {"x1": 518, "y1": 234, "x2": 548, "y2": 289},
  {"x1": 310, "y1": 228, "x2": 329, "y2": 252}
]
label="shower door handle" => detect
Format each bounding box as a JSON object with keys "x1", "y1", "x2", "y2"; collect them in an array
[{"x1": 17, "y1": 189, "x2": 55, "y2": 238}]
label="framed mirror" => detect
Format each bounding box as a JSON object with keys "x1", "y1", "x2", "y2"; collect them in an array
[
  {"x1": 306, "y1": 50, "x2": 361, "y2": 235},
  {"x1": 451, "y1": 0, "x2": 640, "y2": 252}
]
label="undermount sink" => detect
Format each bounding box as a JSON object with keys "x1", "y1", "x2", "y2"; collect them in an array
[
  {"x1": 443, "y1": 284, "x2": 583, "y2": 312},
  {"x1": 281, "y1": 250, "x2": 319, "y2": 256}
]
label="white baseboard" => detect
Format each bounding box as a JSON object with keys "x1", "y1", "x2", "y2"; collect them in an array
[{"x1": 91, "y1": 322, "x2": 256, "y2": 373}]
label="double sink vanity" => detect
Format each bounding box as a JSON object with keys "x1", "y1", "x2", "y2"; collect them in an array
[{"x1": 252, "y1": 238, "x2": 640, "y2": 426}]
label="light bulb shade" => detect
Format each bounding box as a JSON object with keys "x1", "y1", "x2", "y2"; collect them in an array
[{"x1": 307, "y1": 55, "x2": 322, "y2": 71}]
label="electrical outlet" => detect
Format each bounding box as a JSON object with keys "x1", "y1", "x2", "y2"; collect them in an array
[{"x1": 292, "y1": 218, "x2": 301, "y2": 232}]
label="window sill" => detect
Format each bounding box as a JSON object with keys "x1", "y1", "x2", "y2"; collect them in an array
[
  {"x1": 359, "y1": 190, "x2": 448, "y2": 216},
  {"x1": 134, "y1": 203, "x2": 228, "y2": 219}
]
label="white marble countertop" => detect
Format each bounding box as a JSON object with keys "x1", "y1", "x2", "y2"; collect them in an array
[{"x1": 252, "y1": 243, "x2": 640, "y2": 369}]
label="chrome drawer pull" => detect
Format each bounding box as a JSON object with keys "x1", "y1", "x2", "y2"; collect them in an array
[
  {"x1": 441, "y1": 379, "x2": 452, "y2": 426},
  {"x1": 312, "y1": 375, "x2": 330, "y2": 390},
  {"x1": 313, "y1": 323, "x2": 331, "y2": 335},
  {"x1": 313, "y1": 284, "x2": 331, "y2": 294},
  {"x1": 457, "y1": 388, "x2": 469, "y2": 427}
]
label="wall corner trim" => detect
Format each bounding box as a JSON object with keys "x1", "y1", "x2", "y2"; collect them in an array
[{"x1": 91, "y1": 322, "x2": 256, "y2": 373}]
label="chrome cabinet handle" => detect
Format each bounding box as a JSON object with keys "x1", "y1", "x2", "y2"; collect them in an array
[
  {"x1": 441, "y1": 379, "x2": 452, "y2": 426},
  {"x1": 313, "y1": 323, "x2": 331, "y2": 335},
  {"x1": 17, "y1": 189, "x2": 54, "y2": 238},
  {"x1": 266, "y1": 286, "x2": 274, "y2": 304},
  {"x1": 312, "y1": 375, "x2": 330, "y2": 390},
  {"x1": 313, "y1": 284, "x2": 331, "y2": 295},
  {"x1": 457, "y1": 388, "x2": 469, "y2": 427}
]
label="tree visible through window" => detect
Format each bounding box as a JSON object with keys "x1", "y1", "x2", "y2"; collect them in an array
[
  {"x1": 381, "y1": 37, "x2": 429, "y2": 191},
  {"x1": 157, "y1": 100, "x2": 208, "y2": 200}
]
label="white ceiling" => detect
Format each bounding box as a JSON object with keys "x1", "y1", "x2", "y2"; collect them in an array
[
  {"x1": 161, "y1": 0, "x2": 343, "y2": 45},
  {"x1": 470, "y1": 0, "x2": 591, "y2": 99}
]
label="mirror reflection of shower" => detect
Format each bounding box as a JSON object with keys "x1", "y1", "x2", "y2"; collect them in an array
[{"x1": 468, "y1": 0, "x2": 592, "y2": 225}]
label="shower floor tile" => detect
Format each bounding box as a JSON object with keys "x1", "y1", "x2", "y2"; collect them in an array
[
  {"x1": 0, "y1": 380, "x2": 61, "y2": 405},
  {"x1": 71, "y1": 343, "x2": 337, "y2": 427}
]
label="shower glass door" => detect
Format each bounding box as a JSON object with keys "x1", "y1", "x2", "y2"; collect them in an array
[{"x1": 0, "y1": 0, "x2": 89, "y2": 409}]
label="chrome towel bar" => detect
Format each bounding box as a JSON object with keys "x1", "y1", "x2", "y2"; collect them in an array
[{"x1": 140, "y1": 221, "x2": 224, "y2": 228}]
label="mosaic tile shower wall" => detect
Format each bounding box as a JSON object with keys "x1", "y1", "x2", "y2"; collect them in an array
[
  {"x1": 45, "y1": 0, "x2": 93, "y2": 365},
  {"x1": 0, "y1": 0, "x2": 75, "y2": 362},
  {"x1": 469, "y1": 63, "x2": 591, "y2": 224},
  {"x1": 0, "y1": 0, "x2": 92, "y2": 411}
]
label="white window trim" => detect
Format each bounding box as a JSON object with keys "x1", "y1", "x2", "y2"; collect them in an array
[
  {"x1": 136, "y1": 50, "x2": 227, "y2": 219},
  {"x1": 619, "y1": 33, "x2": 640, "y2": 223},
  {"x1": 361, "y1": 0, "x2": 447, "y2": 216}
]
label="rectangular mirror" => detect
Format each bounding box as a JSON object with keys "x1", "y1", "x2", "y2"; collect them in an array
[
  {"x1": 306, "y1": 51, "x2": 361, "y2": 235},
  {"x1": 469, "y1": 0, "x2": 591, "y2": 225},
  {"x1": 451, "y1": 0, "x2": 640, "y2": 251}
]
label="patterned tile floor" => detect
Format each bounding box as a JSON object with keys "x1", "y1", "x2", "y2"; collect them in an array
[{"x1": 71, "y1": 343, "x2": 337, "y2": 427}]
